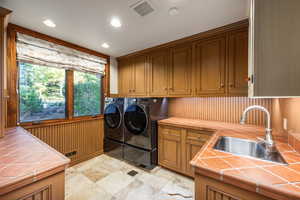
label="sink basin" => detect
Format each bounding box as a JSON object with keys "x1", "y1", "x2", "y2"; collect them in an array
[{"x1": 214, "y1": 136, "x2": 287, "y2": 164}]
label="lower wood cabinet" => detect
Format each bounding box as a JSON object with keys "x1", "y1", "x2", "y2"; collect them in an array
[
  {"x1": 158, "y1": 125, "x2": 213, "y2": 177},
  {"x1": 0, "y1": 172, "x2": 65, "y2": 200},
  {"x1": 195, "y1": 174, "x2": 273, "y2": 200}
]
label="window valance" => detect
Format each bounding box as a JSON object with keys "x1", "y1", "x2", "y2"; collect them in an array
[{"x1": 16, "y1": 33, "x2": 106, "y2": 74}]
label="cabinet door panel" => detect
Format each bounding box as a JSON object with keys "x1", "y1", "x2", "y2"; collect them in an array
[
  {"x1": 228, "y1": 30, "x2": 248, "y2": 96},
  {"x1": 132, "y1": 55, "x2": 147, "y2": 96},
  {"x1": 118, "y1": 59, "x2": 132, "y2": 95},
  {"x1": 149, "y1": 50, "x2": 169, "y2": 96},
  {"x1": 158, "y1": 126, "x2": 182, "y2": 172},
  {"x1": 186, "y1": 141, "x2": 204, "y2": 177},
  {"x1": 169, "y1": 45, "x2": 192, "y2": 96},
  {"x1": 195, "y1": 36, "x2": 226, "y2": 95}
]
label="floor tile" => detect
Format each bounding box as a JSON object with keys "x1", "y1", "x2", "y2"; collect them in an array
[{"x1": 66, "y1": 155, "x2": 195, "y2": 200}]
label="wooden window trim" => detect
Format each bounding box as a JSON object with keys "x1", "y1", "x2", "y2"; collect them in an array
[{"x1": 6, "y1": 24, "x2": 109, "y2": 128}]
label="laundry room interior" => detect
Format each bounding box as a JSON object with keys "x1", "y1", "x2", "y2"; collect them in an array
[{"x1": 1, "y1": 0, "x2": 300, "y2": 200}]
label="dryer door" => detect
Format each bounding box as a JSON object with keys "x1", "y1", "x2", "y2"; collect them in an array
[
  {"x1": 124, "y1": 104, "x2": 150, "y2": 149},
  {"x1": 104, "y1": 104, "x2": 122, "y2": 129}
]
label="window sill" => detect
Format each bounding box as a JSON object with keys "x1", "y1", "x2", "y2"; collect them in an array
[{"x1": 20, "y1": 115, "x2": 104, "y2": 129}]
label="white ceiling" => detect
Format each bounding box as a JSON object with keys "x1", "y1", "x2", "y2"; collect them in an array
[{"x1": 1, "y1": 0, "x2": 249, "y2": 57}]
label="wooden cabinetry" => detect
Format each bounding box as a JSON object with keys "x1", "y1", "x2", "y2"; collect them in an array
[
  {"x1": 118, "y1": 55, "x2": 147, "y2": 96},
  {"x1": 148, "y1": 50, "x2": 169, "y2": 96},
  {"x1": 158, "y1": 126, "x2": 182, "y2": 172},
  {"x1": 169, "y1": 45, "x2": 192, "y2": 96},
  {"x1": 0, "y1": 172, "x2": 65, "y2": 200},
  {"x1": 131, "y1": 55, "x2": 147, "y2": 96},
  {"x1": 158, "y1": 125, "x2": 213, "y2": 177},
  {"x1": 194, "y1": 36, "x2": 226, "y2": 96},
  {"x1": 118, "y1": 59, "x2": 132, "y2": 96},
  {"x1": 0, "y1": 8, "x2": 11, "y2": 138},
  {"x1": 228, "y1": 29, "x2": 248, "y2": 96},
  {"x1": 117, "y1": 20, "x2": 249, "y2": 97},
  {"x1": 195, "y1": 174, "x2": 273, "y2": 200}
]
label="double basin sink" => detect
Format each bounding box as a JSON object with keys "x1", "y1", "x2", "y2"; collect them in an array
[{"x1": 214, "y1": 136, "x2": 287, "y2": 164}]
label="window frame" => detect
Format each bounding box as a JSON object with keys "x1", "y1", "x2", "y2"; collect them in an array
[{"x1": 7, "y1": 24, "x2": 109, "y2": 128}]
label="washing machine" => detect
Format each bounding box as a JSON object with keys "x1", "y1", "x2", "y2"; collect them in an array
[
  {"x1": 104, "y1": 98, "x2": 124, "y2": 159},
  {"x1": 123, "y1": 98, "x2": 168, "y2": 168}
]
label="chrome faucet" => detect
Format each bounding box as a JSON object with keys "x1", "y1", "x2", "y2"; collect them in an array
[{"x1": 240, "y1": 105, "x2": 275, "y2": 150}]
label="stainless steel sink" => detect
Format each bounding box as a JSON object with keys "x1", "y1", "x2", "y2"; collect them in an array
[{"x1": 214, "y1": 136, "x2": 287, "y2": 164}]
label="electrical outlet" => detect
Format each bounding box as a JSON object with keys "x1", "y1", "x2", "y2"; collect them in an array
[{"x1": 283, "y1": 118, "x2": 288, "y2": 130}]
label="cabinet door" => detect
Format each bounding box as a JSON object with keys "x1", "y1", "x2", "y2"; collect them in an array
[
  {"x1": 118, "y1": 59, "x2": 132, "y2": 96},
  {"x1": 131, "y1": 55, "x2": 147, "y2": 96},
  {"x1": 228, "y1": 29, "x2": 248, "y2": 96},
  {"x1": 194, "y1": 36, "x2": 226, "y2": 95},
  {"x1": 158, "y1": 126, "x2": 182, "y2": 172},
  {"x1": 169, "y1": 45, "x2": 192, "y2": 96},
  {"x1": 149, "y1": 50, "x2": 169, "y2": 96},
  {"x1": 186, "y1": 130, "x2": 212, "y2": 177}
]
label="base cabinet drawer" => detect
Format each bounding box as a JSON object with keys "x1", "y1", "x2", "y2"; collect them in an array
[{"x1": 158, "y1": 125, "x2": 213, "y2": 177}]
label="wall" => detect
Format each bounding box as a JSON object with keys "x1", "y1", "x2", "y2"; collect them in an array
[
  {"x1": 272, "y1": 98, "x2": 300, "y2": 135},
  {"x1": 110, "y1": 56, "x2": 118, "y2": 94},
  {"x1": 25, "y1": 118, "x2": 104, "y2": 166},
  {"x1": 168, "y1": 97, "x2": 272, "y2": 126}
]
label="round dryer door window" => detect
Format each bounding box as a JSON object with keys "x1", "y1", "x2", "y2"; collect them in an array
[
  {"x1": 104, "y1": 104, "x2": 121, "y2": 129},
  {"x1": 124, "y1": 105, "x2": 147, "y2": 135}
]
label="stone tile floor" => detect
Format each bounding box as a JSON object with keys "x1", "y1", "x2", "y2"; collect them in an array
[{"x1": 65, "y1": 154, "x2": 194, "y2": 200}]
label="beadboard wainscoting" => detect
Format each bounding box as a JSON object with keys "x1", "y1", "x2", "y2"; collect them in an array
[
  {"x1": 168, "y1": 97, "x2": 272, "y2": 126},
  {"x1": 25, "y1": 118, "x2": 104, "y2": 166}
]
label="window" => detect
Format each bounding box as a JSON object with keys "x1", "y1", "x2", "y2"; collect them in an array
[
  {"x1": 13, "y1": 32, "x2": 107, "y2": 125},
  {"x1": 19, "y1": 62, "x2": 66, "y2": 122},
  {"x1": 74, "y1": 71, "x2": 102, "y2": 117}
]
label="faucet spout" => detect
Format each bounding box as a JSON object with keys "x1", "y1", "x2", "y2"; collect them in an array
[{"x1": 240, "y1": 105, "x2": 274, "y2": 147}]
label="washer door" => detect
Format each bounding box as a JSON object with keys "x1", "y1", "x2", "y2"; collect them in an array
[
  {"x1": 124, "y1": 105, "x2": 147, "y2": 135},
  {"x1": 104, "y1": 104, "x2": 122, "y2": 129}
]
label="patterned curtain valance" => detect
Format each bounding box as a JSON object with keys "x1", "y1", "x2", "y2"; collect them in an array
[{"x1": 16, "y1": 33, "x2": 106, "y2": 74}]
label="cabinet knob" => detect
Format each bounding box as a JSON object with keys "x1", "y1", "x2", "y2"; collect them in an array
[
  {"x1": 229, "y1": 83, "x2": 234, "y2": 88},
  {"x1": 164, "y1": 88, "x2": 168, "y2": 91},
  {"x1": 219, "y1": 84, "x2": 225, "y2": 89}
]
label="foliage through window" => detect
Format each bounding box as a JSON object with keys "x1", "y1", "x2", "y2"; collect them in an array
[
  {"x1": 74, "y1": 71, "x2": 102, "y2": 117},
  {"x1": 19, "y1": 62, "x2": 66, "y2": 122}
]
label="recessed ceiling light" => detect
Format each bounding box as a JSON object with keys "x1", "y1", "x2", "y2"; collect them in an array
[
  {"x1": 169, "y1": 7, "x2": 179, "y2": 16},
  {"x1": 110, "y1": 17, "x2": 122, "y2": 28},
  {"x1": 102, "y1": 43, "x2": 110, "y2": 48},
  {"x1": 43, "y1": 19, "x2": 56, "y2": 28}
]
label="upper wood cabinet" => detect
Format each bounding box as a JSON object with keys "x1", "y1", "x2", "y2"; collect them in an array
[
  {"x1": 169, "y1": 44, "x2": 192, "y2": 96},
  {"x1": 118, "y1": 55, "x2": 147, "y2": 96},
  {"x1": 131, "y1": 55, "x2": 147, "y2": 96},
  {"x1": 228, "y1": 29, "x2": 248, "y2": 96},
  {"x1": 117, "y1": 20, "x2": 249, "y2": 98},
  {"x1": 148, "y1": 50, "x2": 169, "y2": 96},
  {"x1": 118, "y1": 59, "x2": 132, "y2": 96},
  {"x1": 194, "y1": 36, "x2": 226, "y2": 96}
]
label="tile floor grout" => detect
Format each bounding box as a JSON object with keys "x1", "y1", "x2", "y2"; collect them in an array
[{"x1": 65, "y1": 154, "x2": 195, "y2": 200}]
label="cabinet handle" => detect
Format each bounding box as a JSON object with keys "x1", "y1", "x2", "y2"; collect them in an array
[
  {"x1": 219, "y1": 84, "x2": 224, "y2": 89},
  {"x1": 129, "y1": 89, "x2": 132, "y2": 93},
  {"x1": 229, "y1": 83, "x2": 234, "y2": 88},
  {"x1": 164, "y1": 88, "x2": 168, "y2": 91}
]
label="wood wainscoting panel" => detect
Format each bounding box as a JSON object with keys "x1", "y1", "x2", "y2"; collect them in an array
[
  {"x1": 168, "y1": 97, "x2": 272, "y2": 126},
  {"x1": 25, "y1": 119, "x2": 103, "y2": 166}
]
